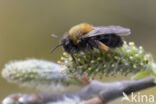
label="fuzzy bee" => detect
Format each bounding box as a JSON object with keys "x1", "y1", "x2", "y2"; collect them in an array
[{"x1": 50, "y1": 23, "x2": 131, "y2": 54}]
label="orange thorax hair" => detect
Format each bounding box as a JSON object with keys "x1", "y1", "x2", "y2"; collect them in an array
[{"x1": 68, "y1": 23, "x2": 93, "y2": 44}]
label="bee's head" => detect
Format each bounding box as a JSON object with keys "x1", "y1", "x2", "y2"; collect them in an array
[
  {"x1": 68, "y1": 23, "x2": 93, "y2": 44},
  {"x1": 61, "y1": 37, "x2": 76, "y2": 53},
  {"x1": 50, "y1": 34, "x2": 76, "y2": 54}
]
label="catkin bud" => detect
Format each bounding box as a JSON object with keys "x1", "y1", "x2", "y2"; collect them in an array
[{"x1": 1, "y1": 59, "x2": 79, "y2": 90}]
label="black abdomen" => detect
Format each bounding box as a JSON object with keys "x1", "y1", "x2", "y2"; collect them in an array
[{"x1": 96, "y1": 34, "x2": 123, "y2": 48}]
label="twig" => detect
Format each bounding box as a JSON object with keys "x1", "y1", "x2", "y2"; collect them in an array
[
  {"x1": 98, "y1": 77, "x2": 156, "y2": 103},
  {"x1": 3, "y1": 77, "x2": 156, "y2": 104}
]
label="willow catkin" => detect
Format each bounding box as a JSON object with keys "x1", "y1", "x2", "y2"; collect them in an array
[
  {"x1": 1, "y1": 59, "x2": 79, "y2": 90},
  {"x1": 58, "y1": 41, "x2": 154, "y2": 79}
]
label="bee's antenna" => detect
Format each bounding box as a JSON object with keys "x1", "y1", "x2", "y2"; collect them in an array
[
  {"x1": 50, "y1": 44, "x2": 63, "y2": 54},
  {"x1": 51, "y1": 34, "x2": 61, "y2": 40}
]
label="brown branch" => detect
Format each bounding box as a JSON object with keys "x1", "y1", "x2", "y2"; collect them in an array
[
  {"x1": 3, "y1": 77, "x2": 156, "y2": 104},
  {"x1": 98, "y1": 77, "x2": 156, "y2": 103}
]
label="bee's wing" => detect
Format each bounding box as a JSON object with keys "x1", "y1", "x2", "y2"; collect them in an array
[{"x1": 82, "y1": 26, "x2": 131, "y2": 38}]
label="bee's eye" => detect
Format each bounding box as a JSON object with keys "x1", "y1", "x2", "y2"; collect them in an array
[
  {"x1": 65, "y1": 40, "x2": 70, "y2": 45},
  {"x1": 61, "y1": 38, "x2": 68, "y2": 44}
]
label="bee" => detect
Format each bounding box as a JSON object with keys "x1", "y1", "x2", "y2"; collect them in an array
[{"x1": 50, "y1": 23, "x2": 131, "y2": 54}]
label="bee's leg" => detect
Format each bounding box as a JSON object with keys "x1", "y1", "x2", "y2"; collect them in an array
[
  {"x1": 97, "y1": 40, "x2": 109, "y2": 52},
  {"x1": 71, "y1": 53, "x2": 80, "y2": 65},
  {"x1": 71, "y1": 54, "x2": 76, "y2": 62},
  {"x1": 71, "y1": 53, "x2": 82, "y2": 74}
]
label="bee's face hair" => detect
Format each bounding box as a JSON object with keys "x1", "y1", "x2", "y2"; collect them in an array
[{"x1": 61, "y1": 38, "x2": 77, "y2": 53}]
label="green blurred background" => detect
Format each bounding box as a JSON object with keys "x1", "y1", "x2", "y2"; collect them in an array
[{"x1": 0, "y1": 0, "x2": 156, "y2": 103}]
